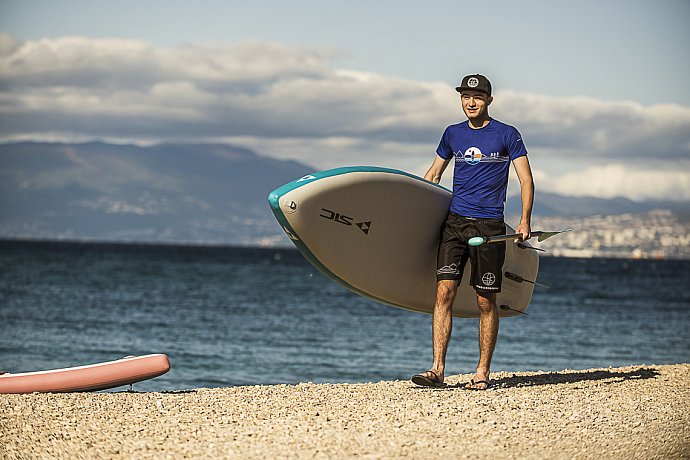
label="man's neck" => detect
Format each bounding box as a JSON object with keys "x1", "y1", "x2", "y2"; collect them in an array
[{"x1": 468, "y1": 116, "x2": 492, "y2": 129}]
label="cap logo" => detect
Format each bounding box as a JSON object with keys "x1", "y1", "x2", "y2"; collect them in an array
[{"x1": 467, "y1": 77, "x2": 479, "y2": 88}]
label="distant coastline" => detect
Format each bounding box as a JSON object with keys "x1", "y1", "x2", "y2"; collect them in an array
[
  {"x1": 2, "y1": 233, "x2": 689, "y2": 261},
  {"x1": 522, "y1": 209, "x2": 690, "y2": 260}
]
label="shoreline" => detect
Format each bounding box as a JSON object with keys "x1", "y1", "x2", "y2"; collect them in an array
[
  {"x1": 2, "y1": 364, "x2": 689, "y2": 459},
  {"x1": 3, "y1": 237, "x2": 690, "y2": 261}
]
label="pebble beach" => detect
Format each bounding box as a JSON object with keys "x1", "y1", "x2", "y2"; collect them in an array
[{"x1": 2, "y1": 364, "x2": 688, "y2": 459}]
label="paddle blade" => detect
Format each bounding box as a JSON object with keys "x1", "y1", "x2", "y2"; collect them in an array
[{"x1": 536, "y1": 228, "x2": 572, "y2": 242}]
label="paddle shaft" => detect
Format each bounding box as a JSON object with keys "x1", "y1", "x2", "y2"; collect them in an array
[
  {"x1": 482, "y1": 231, "x2": 544, "y2": 244},
  {"x1": 470, "y1": 229, "x2": 572, "y2": 246}
]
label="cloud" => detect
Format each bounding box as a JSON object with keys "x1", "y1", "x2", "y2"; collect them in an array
[
  {"x1": 534, "y1": 163, "x2": 690, "y2": 201},
  {"x1": 0, "y1": 34, "x2": 332, "y2": 90},
  {"x1": 492, "y1": 91, "x2": 690, "y2": 160},
  {"x1": 1, "y1": 34, "x2": 689, "y2": 202}
]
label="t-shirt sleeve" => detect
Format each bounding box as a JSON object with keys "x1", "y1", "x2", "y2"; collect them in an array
[
  {"x1": 506, "y1": 126, "x2": 528, "y2": 161},
  {"x1": 435, "y1": 127, "x2": 454, "y2": 160}
]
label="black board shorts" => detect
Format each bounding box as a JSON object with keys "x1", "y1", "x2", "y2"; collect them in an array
[{"x1": 436, "y1": 212, "x2": 506, "y2": 294}]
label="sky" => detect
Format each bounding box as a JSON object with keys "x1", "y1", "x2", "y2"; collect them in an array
[{"x1": 1, "y1": 0, "x2": 689, "y2": 201}]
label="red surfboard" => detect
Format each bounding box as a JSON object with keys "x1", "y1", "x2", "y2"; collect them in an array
[{"x1": 0, "y1": 354, "x2": 171, "y2": 393}]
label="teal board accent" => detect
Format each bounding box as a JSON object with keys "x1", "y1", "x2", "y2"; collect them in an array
[{"x1": 267, "y1": 166, "x2": 448, "y2": 208}]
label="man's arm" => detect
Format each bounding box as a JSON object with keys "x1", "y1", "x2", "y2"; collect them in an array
[
  {"x1": 424, "y1": 155, "x2": 451, "y2": 184},
  {"x1": 512, "y1": 155, "x2": 534, "y2": 241}
]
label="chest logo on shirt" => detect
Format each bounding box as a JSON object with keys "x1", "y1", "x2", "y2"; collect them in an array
[
  {"x1": 463, "y1": 147, "x2": 483, "y2": 165},
  {"x1": 461, "y1": 147, "x2": 509, "y2": 165}
]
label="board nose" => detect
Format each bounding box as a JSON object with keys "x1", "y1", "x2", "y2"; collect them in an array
[{"x1": 267, "y1": 190, "x2": 282, "y2": 212}]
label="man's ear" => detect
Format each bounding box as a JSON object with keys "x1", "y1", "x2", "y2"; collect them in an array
[{"x1": 487, "y1": 96, "x2": 494, "y2": 106}]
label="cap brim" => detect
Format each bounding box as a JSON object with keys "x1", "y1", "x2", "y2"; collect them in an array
[{"x1": 456, "y1": 86, "x2": 490, "y2": 95}]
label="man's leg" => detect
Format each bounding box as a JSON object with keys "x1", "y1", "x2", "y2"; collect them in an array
[
  {"x1": 466, "y1": 218, "x2": 505, "y2": 390},
  {"x1": 412, "y1": 212, "x2": 465, "y2": 387},
  {"x1": 412, "y1": 279, "x2": 458, "y2": 386},
  {"x1": 430, "y1": 279, "x2": 460, "y2": 381},
  {"x1": 466, "y1": 292, "x2": 498, "y2": 389}
]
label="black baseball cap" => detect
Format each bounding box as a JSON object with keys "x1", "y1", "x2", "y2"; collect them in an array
[{"x1": 456, "y1": 74, "x2": 492, "y2": 96}]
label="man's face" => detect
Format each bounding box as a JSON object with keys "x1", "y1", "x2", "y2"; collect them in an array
[{"x1": 461, "y1": 91, "x2": 493, "y2": 120}]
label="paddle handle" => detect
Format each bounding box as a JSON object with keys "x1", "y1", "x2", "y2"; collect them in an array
[{"x1": 469, "y1": 231, "x2": 542, "y2": 246}]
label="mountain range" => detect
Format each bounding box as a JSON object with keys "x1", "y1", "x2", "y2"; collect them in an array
[
  {"x1": 505, "y1": 191, "x2": 689, "y2": 220},
  {"x1": 1, "y1": 142, "x2": 686, "y2": 245},
  {"x1": 0, "y1": 142, "x2": 311, "y2": 245}
]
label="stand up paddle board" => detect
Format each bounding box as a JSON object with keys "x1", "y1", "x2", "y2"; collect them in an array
[
  {"x1": 268, "y1": 166, "x2": 539, "y2": 318},
  {"x1": 0, "y1": 354, "x2": 171, "y2": 393}
]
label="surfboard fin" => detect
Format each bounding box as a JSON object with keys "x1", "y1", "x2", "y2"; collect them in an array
[
  {"x1": 499, "y1": 304, "x2": 527, "y2": 315},
  {"x1": 517, "y1": 243, "x2": 546, "y2": 252},
  {"x1": 505, "y1": 271, "x2": 549, "y2": 289}
]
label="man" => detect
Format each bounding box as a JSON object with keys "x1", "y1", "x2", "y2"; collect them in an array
[{"x1": 411, "y1": 74, "x2": 534, "y2": 390}]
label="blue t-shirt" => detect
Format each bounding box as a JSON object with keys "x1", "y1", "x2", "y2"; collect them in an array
[{"x1": 436, "y1": 119, "x2": 528, "y2": 219}]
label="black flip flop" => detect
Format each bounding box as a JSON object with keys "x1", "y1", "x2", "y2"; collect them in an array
[
  {"x1": 464, "y1": 378, "x2": 491, "y2": 390},
  {"x1": 411, "y1": 370, "x2": 447, "y2": 388}
]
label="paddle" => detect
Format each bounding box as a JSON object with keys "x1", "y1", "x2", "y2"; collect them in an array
[{"x1": 468, "y1": 229, "x2": 572, "y2": 247}]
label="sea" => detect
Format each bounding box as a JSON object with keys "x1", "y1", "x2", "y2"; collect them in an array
[{"x1": 2, "y1": 240, "x2": 689, "y2": 392}]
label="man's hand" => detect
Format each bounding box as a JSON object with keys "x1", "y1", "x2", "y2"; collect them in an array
[{"x1": 515, "y1": 222, "x2": 531, "y2": 242}]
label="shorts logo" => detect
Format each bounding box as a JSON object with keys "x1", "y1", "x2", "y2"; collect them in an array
[
  {"x1": 482, "y1": 272, "x2": 496, "y2": 286},
  {"x1": 467, "y1": 77, "x2": 479, "y2": 87},
  {"x1": 437, "y1": 263, "x2": 461, "y2": 276},
  {"x1": 463, "y1": 147, "x2": 483, "y2": 165}
]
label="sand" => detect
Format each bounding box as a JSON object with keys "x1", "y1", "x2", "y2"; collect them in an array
[{"x1": 1, "y1": 364, "x2": 689, "y2": 459}]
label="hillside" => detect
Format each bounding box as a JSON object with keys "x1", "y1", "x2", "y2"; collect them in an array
[{"x1": 0, "y1": 142, "x2": 312, "y2": 245}]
